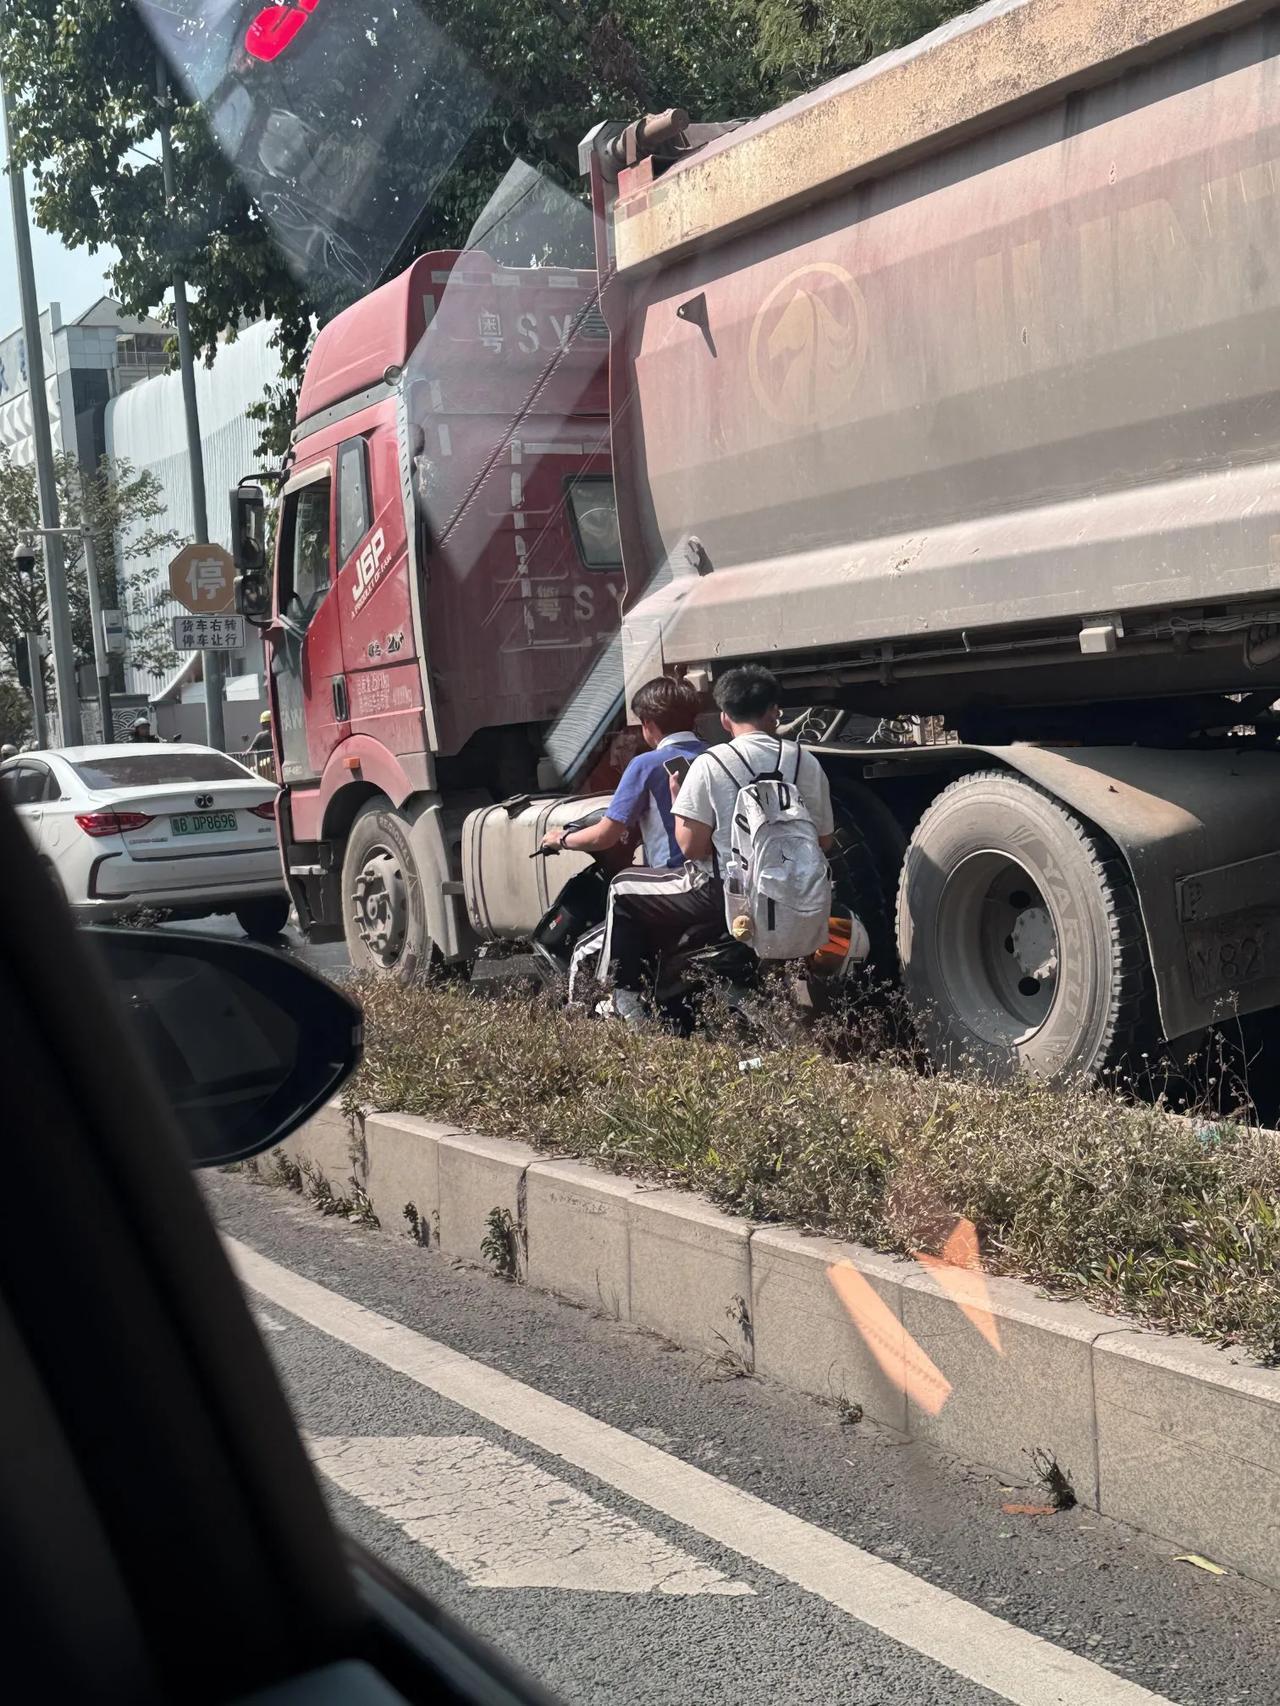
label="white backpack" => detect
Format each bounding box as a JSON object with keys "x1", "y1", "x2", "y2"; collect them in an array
[{"x1": 709, "y1": 738, "x2": 833, "y2": 960}]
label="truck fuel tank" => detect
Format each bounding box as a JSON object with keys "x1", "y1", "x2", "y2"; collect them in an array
[{"x1": 462, "y1": 795, "x2": 614, "y2": 939}]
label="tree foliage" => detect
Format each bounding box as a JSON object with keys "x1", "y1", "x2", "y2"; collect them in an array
[
  {"x1": 0, "y1": 450, "x2": 182, "y2": 690},
  {"x1": 753, "y1": 0, "x2": 974, "y2": 85},
  {"x1": 0, "y1": 681, "x2": 32, "y2": 748}
]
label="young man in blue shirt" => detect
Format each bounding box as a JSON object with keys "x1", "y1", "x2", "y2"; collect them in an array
[
  {"x1": 541, "y1": 677, "x2": 706, "y2": 1017},
  {"x1": 541, "y1": 676, "x2": 705, "y2": 866}
]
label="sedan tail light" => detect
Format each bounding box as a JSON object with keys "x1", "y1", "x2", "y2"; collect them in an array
[
  {"x1": 249, "y1": 801, "x2": 277, "y2": 820},
  {"x1": 75, "y1": 809, "x2": 154, "y2": 838}
]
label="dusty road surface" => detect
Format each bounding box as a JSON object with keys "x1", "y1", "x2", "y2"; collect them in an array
[{"x1": 207, "y1": 1170, "x2": 1278, "y2": 1706}]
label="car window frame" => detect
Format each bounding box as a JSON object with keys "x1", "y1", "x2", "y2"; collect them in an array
[{"x1": 6, "y1": 762, "x2": 46, "y2": 807}]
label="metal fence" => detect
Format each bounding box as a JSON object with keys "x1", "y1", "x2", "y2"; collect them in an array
[{"x1": 235, "y1": 747, "x2": 277, "y2": 782}]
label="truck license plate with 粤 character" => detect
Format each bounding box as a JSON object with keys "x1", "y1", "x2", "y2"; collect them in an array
[{"x1": 169, "y1": 811, "x2": 238, "y2": 836}]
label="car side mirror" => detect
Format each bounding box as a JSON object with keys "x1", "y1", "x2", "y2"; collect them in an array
[
  {"x1": 231, "y1": 483, "x2": 271, "y2": 626},
  {"x1": 85, "y1": 928, "x2": 362, "y2": 1168}
]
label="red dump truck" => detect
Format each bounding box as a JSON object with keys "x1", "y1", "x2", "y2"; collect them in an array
[{"x1": 237, "y1": 0, "x2": 1280, "y2": 1080}]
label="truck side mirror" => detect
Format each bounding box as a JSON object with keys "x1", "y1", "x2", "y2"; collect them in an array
[{"x1": 231, "y1": 484, "x2": 270, "y2": 625}]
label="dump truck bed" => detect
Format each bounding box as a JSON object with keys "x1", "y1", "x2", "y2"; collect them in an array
[{"x1": 602, "y1": 0, "x2": 1280, "y2": 708}]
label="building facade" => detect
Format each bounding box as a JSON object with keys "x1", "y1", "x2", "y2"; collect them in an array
[
  {"x1": 0, "y1": 297, "x2": 168, "y2": 471},
  {"x1": 105, "y1": 319, "x2": 283, "y2": 750}
]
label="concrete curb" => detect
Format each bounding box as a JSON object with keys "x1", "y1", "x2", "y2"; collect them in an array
[{"x1": 269, "y1": 1101, "x2": 1280, "y2": 1591}]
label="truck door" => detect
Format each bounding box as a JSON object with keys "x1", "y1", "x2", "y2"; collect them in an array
[{"x1": 272, "y1": 464, "x2": 346, "y2": 787}]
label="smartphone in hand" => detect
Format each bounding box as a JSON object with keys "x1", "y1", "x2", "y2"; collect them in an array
[{"x1": 663, "y1": 755, "x2": 691, "y2": 785}]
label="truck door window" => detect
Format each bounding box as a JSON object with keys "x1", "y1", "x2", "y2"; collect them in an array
[
  {"x1": 338, "y1": 439, "x2": 371, "y2": 564},
  {"x1": 283, "y1": 480, "x2": 333, "y2": 629}
]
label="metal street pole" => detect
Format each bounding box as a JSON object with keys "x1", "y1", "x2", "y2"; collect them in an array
[
  {"x1": 156, "y1": 55, "x2": 226, "y2": 749},
  {"x1": 32, "y1": 523, "x2": 114, "y2": 738},
  {"x1": 80, "y1": 532, "x2": 114, "y2": 738},
  {"x1": 1, "y1": 74, "x2": 82, "y2": 744},
  {"x1": 25, "y1": 631, "x2": 47, "y2": 747}
]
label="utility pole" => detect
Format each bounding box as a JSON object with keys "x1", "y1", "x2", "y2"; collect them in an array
[
  {"x1": 30, "y1": 524, "x2": 114, "y2": 738},
  {"x1": 156, "y1": 55, "x2": 225, "y2": 749},
  {"x1": 24, "y1": 632, "x2": 48, "y2": 748},
  {"x1": 1, "y1": 74, "x2": 83, "y2": 744},
  {"x1": 81, "y1": 531, "x2": 114, "y2": 738}
]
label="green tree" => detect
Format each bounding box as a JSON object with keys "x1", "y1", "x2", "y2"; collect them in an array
[
  {"x1": 0, "y1": 450, "x2": 182, "y2": 691},
  {"x1": 753, "y1": 0, "x2": 974, "y2": 86},
  {"x1": 0, "y1": 680, "x2": 32, "y2": 748}
]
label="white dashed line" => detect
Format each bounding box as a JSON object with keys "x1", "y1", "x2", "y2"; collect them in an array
[
  {"x1": 229, "y1": 1238, "x2": 1172, "y2": 1706},
  {"x1": 310, "y1": 1433, "x2": 753, "y2": 1595}
]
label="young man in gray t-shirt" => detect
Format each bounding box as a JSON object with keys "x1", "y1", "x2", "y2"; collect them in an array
[{"x1": 601, "y1": 665, "x2": 834, "y2": 1013}]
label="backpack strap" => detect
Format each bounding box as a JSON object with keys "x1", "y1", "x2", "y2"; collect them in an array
[{"x1": 706, "y1": 746, "x2": 750, "y2": 788}]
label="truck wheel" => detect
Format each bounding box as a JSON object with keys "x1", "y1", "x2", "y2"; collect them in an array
[
  {"x1": 342, "y1": 801, "x2": 434, "y2": 982},
  {"x1": 896, "y1": 770, "x2": 1157, "y2": 1081},
  {"x1": 235, "y1": 896, "x2": 291, "y2": 941}
]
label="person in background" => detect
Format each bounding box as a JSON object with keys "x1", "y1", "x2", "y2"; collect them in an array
[
  {"x1": 247, "y1": 709, "x2": 273, "y2": 755},
  {"x1": 0, "y1": 744, "x2": 17, "y2": 761},
  {"x1": 129, "y1": 714, "x2": 159, "y2": 743}
]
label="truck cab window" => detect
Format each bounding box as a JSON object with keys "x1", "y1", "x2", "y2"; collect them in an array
[
  {"x1": 282, "y1": 480, "x2": 333, "y2": 629},
  {"x1": 338, "y1": 439, "x2": 371, "y2": 563}
]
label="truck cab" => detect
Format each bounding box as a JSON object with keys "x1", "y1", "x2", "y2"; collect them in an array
[{"x1": 246, "y1": 249, "x2": 623, "y2": 975}]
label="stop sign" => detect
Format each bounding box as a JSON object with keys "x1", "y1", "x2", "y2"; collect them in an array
[{"x1": 169, "y1": 543, "x2": 236, "y2": 615}]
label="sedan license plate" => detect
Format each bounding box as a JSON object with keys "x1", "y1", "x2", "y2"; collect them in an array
[{"x1": 169, "y1": 811, "x2": 238, "y2": 836}]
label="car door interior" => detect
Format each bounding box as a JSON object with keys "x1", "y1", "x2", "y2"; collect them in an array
[{"x1": 0, "y1": 794, "x2": 555, "y2": 1706}]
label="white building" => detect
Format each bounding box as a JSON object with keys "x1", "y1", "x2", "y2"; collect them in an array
[
  {"x1": 105, "y1": 319, "x2": 283, "y2": 749},
  {"x1": 0, "y1": 297, "x2": 168, "y2": 471}
]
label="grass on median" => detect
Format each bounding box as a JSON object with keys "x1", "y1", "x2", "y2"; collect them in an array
[{"x1": 347, "y1": 975, "x2": 1280, "y2": 1364}]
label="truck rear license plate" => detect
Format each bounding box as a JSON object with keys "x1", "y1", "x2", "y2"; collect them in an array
[
  {"x1": 1184, "y1": 908, "x2": 1280, "y2": 1002},
  {"x1": 169, "y1": 811, "x2": 238, "y2": 836}
]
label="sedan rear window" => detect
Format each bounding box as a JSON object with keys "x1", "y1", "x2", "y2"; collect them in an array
[{"x1": 69, "y1": 753, "x2": 253, "y2": 788}]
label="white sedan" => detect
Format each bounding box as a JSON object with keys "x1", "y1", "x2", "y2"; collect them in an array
[{"x1": 0, "y1": 743, "x2": 291, "y2": 939}]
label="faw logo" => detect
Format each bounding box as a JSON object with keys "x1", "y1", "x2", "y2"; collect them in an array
[{"x1": 351, "y1": 528, "x2": 388, "y2": 610}]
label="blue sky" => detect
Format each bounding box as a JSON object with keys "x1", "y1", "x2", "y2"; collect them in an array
[{"x1": 0, "y1": 166, "x2": 120, "y2": 337}]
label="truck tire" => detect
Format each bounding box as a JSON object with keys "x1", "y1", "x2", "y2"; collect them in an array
[
  {"x1": 235, "y1": 896, "x2": 291, "y2": 940},
  {"x1": 896, "y1": 770, "x2": 1157, "y2": 1081},
  {"x1": 342, "y1": 800, "x2": 435, "y2": 983}
]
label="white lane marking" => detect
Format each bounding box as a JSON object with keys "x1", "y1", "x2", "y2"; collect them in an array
[
  {"x1": 229, "y1": 1239, "x2": 1171, "y2": 1706},
  {"x1": 310, "y1": 1433, "x2": 753, "y2": 1596},
  {"x1": 253, "y1": 1308, "x2": 288, "y2": 1333}
]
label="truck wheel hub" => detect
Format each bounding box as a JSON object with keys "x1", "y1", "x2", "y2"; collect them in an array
[
  {"x1": 1010, "y1": 906, "x2": 1058, "y2": 982},
  {"x1": 935, "y1": 852, "x2": 1059, "y2": 1044},
  {"x1": 352, "y1": 850, "x2": 407, "y2": 964}
]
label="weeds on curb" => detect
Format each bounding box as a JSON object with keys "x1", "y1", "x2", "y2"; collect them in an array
[
  {"x1": 403, "y1": 1203, "x2": 431, "y2": 1246},
  {"x1": 1027, "y1": 1448, "x2": 1077, "y2": 1511},
  {"x1": 481, "y1": 1206, "x2": 522, "y2": 1280},
  {"x1": 346, "y1": 976, "x2": 1280, "y2": 1363}
]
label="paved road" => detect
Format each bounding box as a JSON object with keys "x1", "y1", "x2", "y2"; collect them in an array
[
  {"x1": 159, "y1": 912, "x2": 350, "y2": 976},
  {"x1": 207, "y1": 1171, "x2": 1278, "y2": 1706}
]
